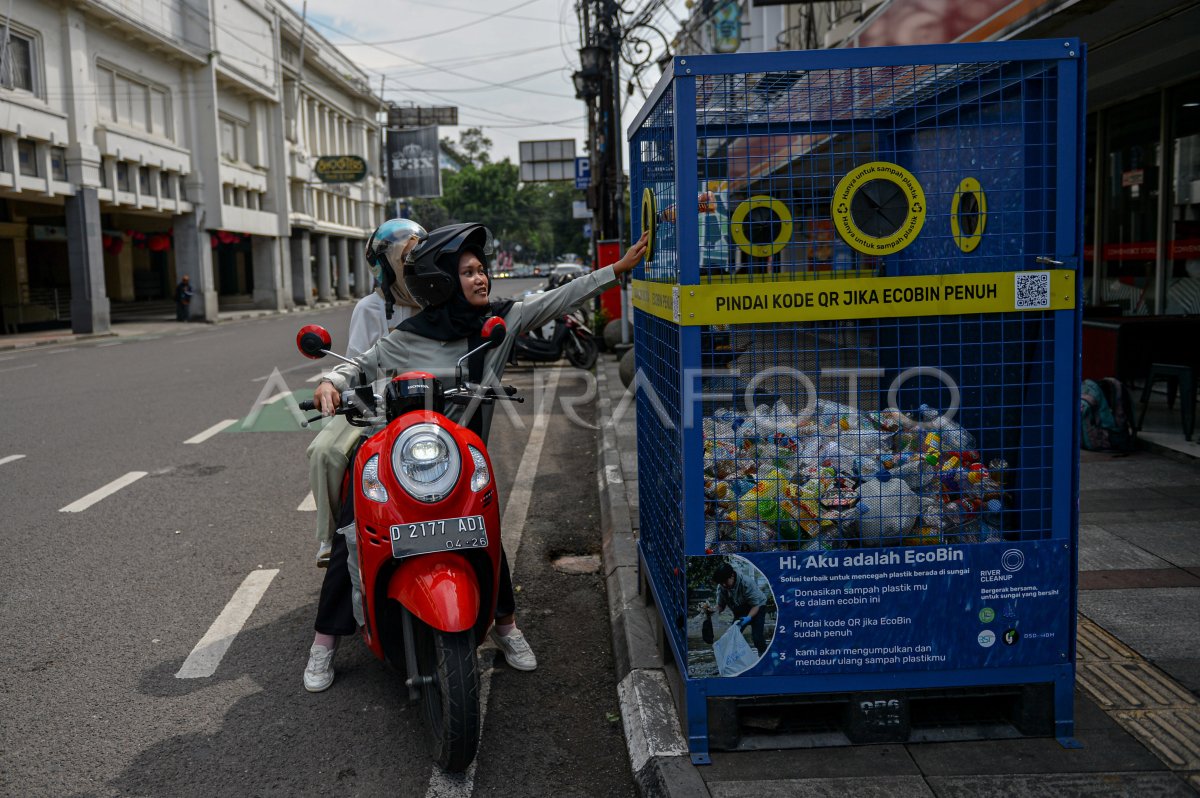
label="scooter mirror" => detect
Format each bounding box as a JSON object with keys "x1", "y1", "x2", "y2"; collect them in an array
[
  {"x1": 480, "y1": 316, "x2": 507, "y2": 348},
  {"x1": 297, "y1": 325, "x2": 332, "y2": 359}
]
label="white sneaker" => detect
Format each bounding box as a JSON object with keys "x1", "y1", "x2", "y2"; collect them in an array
[
  {"x1": 316, "y1": 541, "x2": 332, "y2": 568},
  {"x1": 303, "y1": 644, "x2": 336, "y2": 692},
  {"x1": 489, "y1": 627, "x2": 538, "y2": 671}
]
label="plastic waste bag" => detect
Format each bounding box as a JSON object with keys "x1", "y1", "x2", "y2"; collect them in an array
[{"x1": 713, "y1": 623, "x2": 760, "y2": 676}]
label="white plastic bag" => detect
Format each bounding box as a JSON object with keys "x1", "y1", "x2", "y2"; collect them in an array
[{"x1": 713, "y1": 624, "x2": 760, "y2": 676}]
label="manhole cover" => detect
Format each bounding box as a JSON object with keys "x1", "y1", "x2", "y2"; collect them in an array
[{"x1": 552, "y1": 554, "x2": 601, "y2": 575}]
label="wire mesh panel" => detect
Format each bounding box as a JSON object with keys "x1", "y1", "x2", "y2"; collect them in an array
[{"x1": 629, "y1": 40, "x2": 1083, "y2": 761}]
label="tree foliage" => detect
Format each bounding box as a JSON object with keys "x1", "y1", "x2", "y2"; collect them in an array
[{"x1": 406, "y1": 128, "x2": 588, "y2": 263}]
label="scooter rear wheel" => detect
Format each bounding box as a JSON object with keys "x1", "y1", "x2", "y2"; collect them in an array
[
  {"x1": 413, "y1": 622, "x2": 480, "y2": 772},
  {"x1": 565, "y1": 332, "x2": 598, "y2": 370}
]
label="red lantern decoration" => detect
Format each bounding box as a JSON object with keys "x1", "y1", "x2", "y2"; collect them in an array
[{"x1": 148, "y1": 233, "x2": 171, "y2": 252}]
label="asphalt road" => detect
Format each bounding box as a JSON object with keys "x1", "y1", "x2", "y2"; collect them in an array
[{"x1": 0, "y1": 280, "x2": 635, "y2": 797}]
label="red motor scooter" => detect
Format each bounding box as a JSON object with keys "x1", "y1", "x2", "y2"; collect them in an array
[{"x1": 295, "y1": 318, "x2": 521, "y2": 772}]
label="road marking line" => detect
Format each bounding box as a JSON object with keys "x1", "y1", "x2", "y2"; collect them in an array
[
  {"x1": 175, "y1": 569, "x2": 279, "y2": 679},
  {"x1": 424, "y1": 649, "x2": 496, "y2": 798},
  {"x1": 183, "y1": 419, "x2": 238, "y2": 444},
  {"x1": 98, "y1": 342, "x2": 122, "y2": 348},
  {"x1": 172, "y1": 331, "x2": 232, "y2": 344},
  {"x1": 306, "y1": 373, "x2": 326, "y2": 383},
  {"x1": 297, "y1": 491, "x2": 316, "y2": 511},
  {"x1": 0, "y1": 454, "x2": 26, "y2": 466},
  {"x1": 0, "y1": 363, "x2": 37, "y2": 374},
  {"x1": 262, "y1": 391, "x2": 291, "y2": 404},
  {"x1": 500, "y1": 367, "x2": 560, "y2": 571},
  {"x1": 59, "y1": 471, "x2": 148, "y2": 512}
]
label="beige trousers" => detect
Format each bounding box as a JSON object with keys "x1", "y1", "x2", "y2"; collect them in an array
[{"x1": 306, "y1": 415, "x2": 364, "y2": 545}]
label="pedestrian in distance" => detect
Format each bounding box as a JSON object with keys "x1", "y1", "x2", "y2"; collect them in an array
[
  {"x1": 707, "y1": 561, "x2": 768, "y2": 655},
  {"x1": 174, "y1": 274, "x2": 193, "y2": 321},
  {"x1": 306, "y1": 219, "x2": 427, "y2": 569},
  {"x1": 302, "y1": 222, "x2": 649, "y2": 692}
]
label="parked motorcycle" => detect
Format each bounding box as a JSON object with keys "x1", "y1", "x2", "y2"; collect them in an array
[
  {"x1": 295, "y1": 319, "x2": 521, "y2": 772},
  {"x1": 508, "y1": 308, "x2": 598, "y2": 370}
]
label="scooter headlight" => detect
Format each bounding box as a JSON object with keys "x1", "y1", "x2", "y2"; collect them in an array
[
  {"x1": 468, "y1": 445, "x2": 490, "y2": 492},
  {"x1": 361, "y1": 454, "x2": 389, "y2": 503},
  {"x1": 392, "y1": 423, "x2": 460, "y2": 502}
]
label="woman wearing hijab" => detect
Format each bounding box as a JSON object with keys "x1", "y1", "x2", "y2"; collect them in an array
[
  {"x1": 306, "y1": 220, "x2": 427, "y2": 570},
  {"x1": 303, "y1": 222, "x2": 648, "y2": 691}
]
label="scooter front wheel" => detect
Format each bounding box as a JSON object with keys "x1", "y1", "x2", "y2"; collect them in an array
[{"x1": 413, "y1": 621, "x2": 480, "y2": 772}]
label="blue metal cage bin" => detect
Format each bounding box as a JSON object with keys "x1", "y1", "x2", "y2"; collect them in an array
[{"x1": 628, "y1": 40, "x2": 1084, "y2": 763}]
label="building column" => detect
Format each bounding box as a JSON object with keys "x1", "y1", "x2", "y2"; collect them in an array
[
  {"x1": 104, "y1": 238, "x2": 135, "y2": 302},
  {"x1": 335, "y1": 236, "x2": 350, "y2": 299},
  {"x1": 290, "y1": 229, "x2": 313, "y2": 306},
  {"x1": 64, "y1": 188, "x2": 110, "y2": 333},
  {"x1": 352, "y1": 237, "x2": 368, "y2": 297},
  {"x1": 251, "y1": 236, "x2": 285, "y2": 310},
  {"x1": 315, "y1": 233, "x2": 332, "y2": 301},
  {"x1": 173, "y1": 211, "x2": 218, "y2": 322},
  {"x1": 278, "y1": 238, "x2": 295, "y2": 310}
]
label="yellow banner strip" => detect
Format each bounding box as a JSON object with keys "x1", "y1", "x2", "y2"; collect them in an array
[{"x1": 633, "y1": 270, "x2": 1075, "y2": 325}]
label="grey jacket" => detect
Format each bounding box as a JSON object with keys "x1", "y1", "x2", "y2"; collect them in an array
[{"x1": 322, "y1": 266, "x2": 618, "y2": 440}]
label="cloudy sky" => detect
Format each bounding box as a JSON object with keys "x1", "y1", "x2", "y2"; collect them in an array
[{"x1": 284, "y1": 0, "x2": 687, "y2": 164}]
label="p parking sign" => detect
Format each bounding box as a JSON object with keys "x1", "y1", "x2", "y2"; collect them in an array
[{"x1": 575, "y1": 157, "x2": 591, "y2": 190}]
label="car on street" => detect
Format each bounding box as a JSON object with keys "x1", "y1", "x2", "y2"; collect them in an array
[{"x1": 547, "y1": 263, "x2": 584, "y2": 288}]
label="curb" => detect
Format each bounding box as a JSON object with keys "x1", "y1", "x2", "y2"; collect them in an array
[
  {"x1": 596, "y1": 364, "x2": 707, "y2": 798},
  {"x1": 0, "y1": 300, "x2": 355, "y2": 352},
  {"x1": 0, "y1": 331, "x2": 116, "y2": 352}
]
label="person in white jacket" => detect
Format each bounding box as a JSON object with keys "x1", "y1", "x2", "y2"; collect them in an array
[
  {"x1": 307, "y1": 219, "x2": 427, "y2": 568},
  {"x1": 302, "y1": 222, "x2": 648, "y2": 692}
]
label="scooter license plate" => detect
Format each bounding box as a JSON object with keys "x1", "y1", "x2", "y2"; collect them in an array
[{"x1": 389, "y1": 515, "x2": 488, "y2": 559}]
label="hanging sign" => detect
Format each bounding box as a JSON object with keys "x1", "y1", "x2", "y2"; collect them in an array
[{"x1": 832, "y1": 162, "x2": 926, "y2": 255}]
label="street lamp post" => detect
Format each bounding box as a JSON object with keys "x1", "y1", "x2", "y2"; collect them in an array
[{"x1": 576, "y1": 1, "x2": 673, "y2": 346}]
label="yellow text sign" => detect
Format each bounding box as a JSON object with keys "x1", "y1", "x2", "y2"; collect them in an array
[{"x1": 633, "y1": 270, "x2": 1075, "y2": 326}]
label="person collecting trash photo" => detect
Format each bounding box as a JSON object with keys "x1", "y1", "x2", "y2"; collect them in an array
[{"x1": 706, "y1": 561, "x2": 768, "y2": 656}]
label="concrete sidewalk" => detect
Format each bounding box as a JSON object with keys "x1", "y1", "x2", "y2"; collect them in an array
[
  {"x1": 596, "y1": 355, "x2": 1200, "y2": 797},
  {"x1": 0, "y1": 300, "x2": 354, "y2": 352}
]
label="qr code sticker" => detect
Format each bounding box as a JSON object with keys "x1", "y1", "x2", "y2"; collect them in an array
[{"x1": 1015, "y1": 271, "x2": 1051, "y2": 309}]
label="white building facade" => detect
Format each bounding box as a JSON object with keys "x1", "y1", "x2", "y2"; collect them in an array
[{"x1": 0, "y1": 0, "x2": 387, "y2": 335}]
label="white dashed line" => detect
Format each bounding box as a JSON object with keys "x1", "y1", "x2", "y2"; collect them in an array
[
  {"x1": 98, "y1": 342, "x2": 122, "y2": 348},
  {"x1": 0, "y1": 454, "x2": 26, "y2": 466},
  {"x1": 0, "y1": 364, "x2": 37, "y2": 374},
  {"x1": 183, "y1": 419, "x2": 238, "y2": 444},
  {"x1": 500, "y1": 368, "x2": 560, "y2": 569},
  {"x1": 262, "y1": 391, "x2": 291, "y2": 404},
  {"x1": 59, "y1": 471, "x2": 148, "y2": 512},
  {"x1": 175, "y1": 569, "x2": 279, "y2": 678},
  {"x1": 306, "y1": 373, "x2": 326, "y2": 383},
  {"x1": 297, "y1": 491, "x2": 316, "y2": 511}
]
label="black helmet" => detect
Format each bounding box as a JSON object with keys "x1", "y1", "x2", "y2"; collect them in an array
[
  {"x1": 365, "y1": 217, "x2": 427, "y2": 295},
  {"x1": 404, "y1": 223, "x2": 495, "y2": 307}
]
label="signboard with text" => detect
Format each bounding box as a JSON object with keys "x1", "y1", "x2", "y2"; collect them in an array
[
  {"x1": 313, "y1": 155, "x2": 368, "y2": 183},
  {"x1": 387, "y1": 126, "x2": 441, "y2": 198},
  {"x1": 685, "y1": 542, "x2": 1071, "y2": 680}
]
